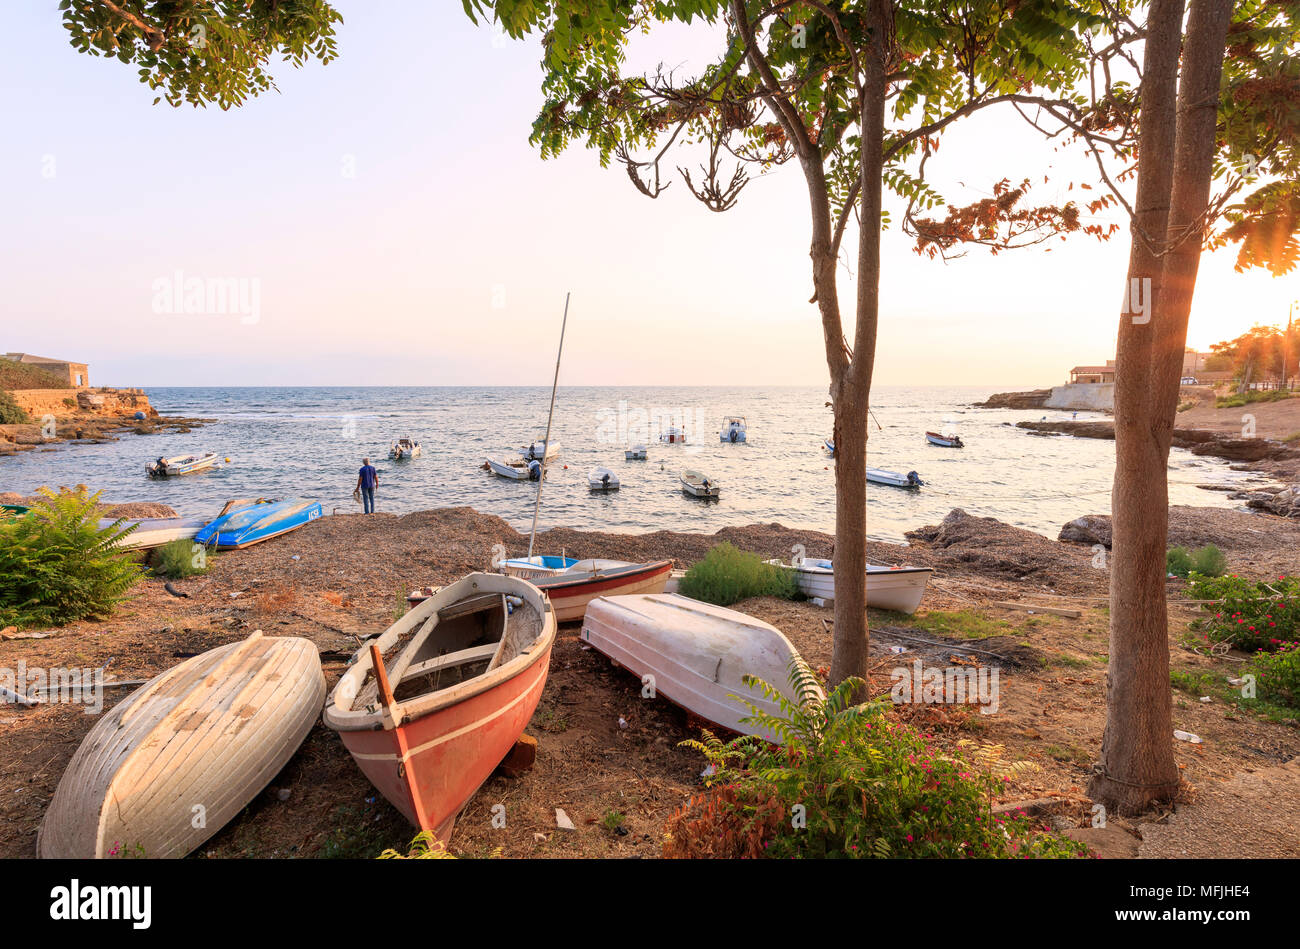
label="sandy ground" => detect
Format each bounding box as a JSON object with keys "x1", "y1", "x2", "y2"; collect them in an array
[
  {"x1": 1177, "y1": 396, "x2": 1300, "y2": 441},
  {"x1": 2, "y1": 505, "x2": 1298, "y2": 859}
]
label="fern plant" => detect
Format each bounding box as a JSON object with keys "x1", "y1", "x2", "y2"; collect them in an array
[
  {"x1": 0, "y1": 486, "x2": 142, "y2": 629},
  {"x1": 665, "y1": 658, "x2": 1089, "y2": 859}
]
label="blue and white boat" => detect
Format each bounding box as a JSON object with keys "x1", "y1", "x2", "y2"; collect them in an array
[
  {"x1": 823, "y1": 437, "x2": 835, "y2": 456},
  {"x1": 194, "y1": 498, "x2": 324, "y2": 550},
  {"x1": 719, "y1": 416, "x2": 747, "y2": 443},
  {"x1": 500, "y1": 554, "x2": 580, "y2": 579}
]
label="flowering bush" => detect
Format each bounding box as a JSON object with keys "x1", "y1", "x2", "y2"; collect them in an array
[
  {"x1": 1187, "y1": 573, "x2": 1299, "y2": 652},
  {"x1": 662, "y1": 660, "x2": 1089, "y2": 859},
  {"x1": 1249, "y1": 641, "x2": 1300, "y2": 709}
]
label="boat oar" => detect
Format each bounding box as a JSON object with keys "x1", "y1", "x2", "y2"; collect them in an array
[{"x1": 369, "y1": 642, "x2": 433, "y2": 833}]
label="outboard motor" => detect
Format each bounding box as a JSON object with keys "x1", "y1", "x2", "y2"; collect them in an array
[
  {"x1": 601, "y1": 473, "x2": 611, "y2": 488},
  {"x1": 528, "y1": 459, "x2": 541, "y2": 481},
  {"x1": 729, "y1": 428, "x2": 738, "y2": 443},
  {"x1": 906, "y1": 470, "x2": 923, "y2": 487}
]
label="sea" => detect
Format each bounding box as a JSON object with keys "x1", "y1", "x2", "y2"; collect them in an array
[{"x1": 0, "y1": 386, "x2": 1258, "y2": 544}]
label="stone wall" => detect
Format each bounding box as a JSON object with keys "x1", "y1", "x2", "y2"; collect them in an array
[
  {"x1": 1045, "y1": 383, "x2": 1115, "y2": 412},
  {"x1": 6, "y1": 387, "x2": 155, "y2": 419}
]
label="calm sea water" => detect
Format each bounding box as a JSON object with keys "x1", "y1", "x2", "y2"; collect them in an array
[{"x1": 0, "y1": 386, "x2": 1256, "y2": 542}]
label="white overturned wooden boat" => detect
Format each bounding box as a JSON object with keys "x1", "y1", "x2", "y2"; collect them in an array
[
  {"x1": 769, "y1": 557, "x2": 932, "y2": 614},
  {"x1": 325, "y1": 573, "x2": 555, "y2": 841},
  {"x1": 625, "y1": 445, "x2": 647, "y2": 460},
  {"x1": 581, "y1": 594, "x2": 819, "y2": 741},
  {"x1": 103, "y1": 515, "x2": 208, "y2": 550},
  {"x1": 866, "y1": 465, "x2": 923, "y2": 489},
  {"x1": 486, "y1": 456, "x2": 538, "y2": 481},
  {"x1": 145, "y1": 452, "x2": 218, "y2": 478},
  {"x1": 680, "y1": 469, "x2": 720, "y2": 498},
  {"x1": 37, "y1": 632, "x2": 324, "y2": 859},
  {"x1": 588, "y1": 466, "x2": 620, "y2": 491}
]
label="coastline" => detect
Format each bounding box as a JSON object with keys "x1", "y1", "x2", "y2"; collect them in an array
[{"x1": 3, "y1": 502, "x2": 1298, "y2": 858}]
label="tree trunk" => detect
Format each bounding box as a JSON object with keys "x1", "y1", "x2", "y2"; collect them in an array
[
  {"x1": 828, "y1": 0, "x2": 890, "y2": 694},
  {"x1": 1091, "y1": 0, "x2": 1234, "y2": 815}
]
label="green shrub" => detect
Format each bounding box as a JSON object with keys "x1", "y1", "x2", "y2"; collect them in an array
[
  {"x1": 663, "y1": 660, "x2": 1090, "y2": 859},
  {"x1": 151, "y1": 538, "x2": 212, "y2": 579},
  {"x1": 1249, "y1": 641, "x2": 1300, "y2": 709},
  {"x1": 0, "y1": 487, "x2": 142, "y2": 629},
  {"x1": 678, "y1": 542, "x2": 799, "y2": 606},
  {"x1": 1167, "y1": 544, "x2": 1227, "y2": 579},
  {"x1": 0, "y1": 391, "x2": 31, "y2": 425},
  {"x1": 1215, "y1": 389, "x2": 1295, "y2": 408},
  {"x1": 1187, "y1": 573, "x2": 1299, "y2": 652}
]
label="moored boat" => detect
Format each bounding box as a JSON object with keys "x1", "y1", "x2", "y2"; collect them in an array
[
  {"x1": 659, "y1": 426, "x2": 686, "y2": 444},
  {"x1": 680, "y1": 469, "x2": 720, "y2": 498},
  {"x1": 193, "y1": 497, "x2": 323, "y2": 549},
  {"x1": 324, "y1": 573, "x2": 556, "y2": 841},
  {"x1": 580, "y1": 593, "x2": 819, "y2": 740},
  {"x1": 719, "y1": 416, "x2": 747, "y2": 443},
  {"x1": 37, "y1": 632, "x2": 324, "y2": 859},
  {"x1": 390, "y1": 437, "x2": 422, "y2": 459},
  {"x1": 625, "y1": 445, "x2": 648, "y2": 461},
  {"x1": 486, "y1": 456, "x2": 540, "y2": 480},
  {"x1": 500, "y1": 554, "x2": 579, "y2": 579},
  {"x1": 522, "y1": 438, "x2": 559, "y2": 462},
  {"x1": 866, "y1": 466, "x2": 923, "y2": 489},
  {"x1": 588, "y1": 466, "x2": 620, "y2": 491},
  {"x1": 410, "y1": 559, "x2": 674, "y2": 623},
  {"x1": 823, "y1": 437, "x2": 835, "y2": 456},
  {"x1": 925, "y1": 431, "x2": 964, "y2": 448},
  {"x1": 144, "y1": 452, "x2": 218, "y2": 478},
  {"x1": 769, "y1": 558, "x2": 932, "y2": 614}
]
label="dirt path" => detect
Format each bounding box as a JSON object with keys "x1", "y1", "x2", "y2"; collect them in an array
[{"x1": 1138, "y1": 759, "x2": 1300, "y2": 858}]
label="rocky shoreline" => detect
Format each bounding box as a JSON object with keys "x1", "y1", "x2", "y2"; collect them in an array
[{"x1": 0, "y1": 385, "x2": 210, "y2": 458}]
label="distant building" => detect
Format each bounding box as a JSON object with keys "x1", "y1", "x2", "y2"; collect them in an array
[
  {"x1": 2, "y1": 353, "x2": 89, "y2": 387},
  {"x1": 1068, "y1": 361, "x2": 1116, "y2": 385}
]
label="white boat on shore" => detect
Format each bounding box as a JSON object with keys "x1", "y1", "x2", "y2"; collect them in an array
[
  {"x1": 581, "y1": 594, "x2": 819, "y2": 741},
  {"x1": 625, "y1": 445, "x2": 647, "y2": 460},
  {"x1": 144, "y1": 452, "x2": 218, "y2": 478},
  {"x1": 866, "y1": 466, "x2": 923, "y2": 489},
  {"x1": 105, "y1": 515, "x2": 208, "y2": 551},
  {"x1": 680, "y1": 469, "x2": 720, "y2": 498},
  {"x1": 769, "y1": 557, "x2": 932, "y2": 614},
  {"x1": 588, "y1": 467, "x2": 620, "y2": 491},
  {"x1": 720, "y1": 416, "x2": 747, "y2": 443}
]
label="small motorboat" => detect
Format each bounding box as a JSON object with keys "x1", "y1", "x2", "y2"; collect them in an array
[
  {"x1": 625, "y1": 445, "x2": 648, "y2": 461},
  {"x1": 580, "y1": 593, "x2": 820, "y2": 741},
  {"x1": 823, "y1": 438, "x2": 835, "y2": 457},
  {"x1": 37, "y1": 632, "x2": 324, "y2": 859},
  {"x1": 486, "y1": 456, "x2": 540, "y2": 481},
  {"x1": 193, "y1": 498, "x2": 323, "y2": 549},
  {"x1": 768, "y1": 557, "x2": 932, "y2": 614},
  {"x1": 499, "y1": 554, "x2": 579, "y2": 579},
  {"x1": 324, "y1": 573, "x2": 556, "y2": 841},
  {"x1": 925, "y1": 431, "x2": 964, "y2": 448},
  {"x1": 144, "y1": 452, "x2": 218, "y2": 478},
  {"x1": 588, "y1": 467, "x2": 620, "y2": 492},
  {"x1": 680, "y1": 469, "x2": 720, "y2": 498},
  {"x1": 866, "y1": 466, "x2": 923, "y2": 489},
  {"x1": 659, "y1": 426, "x2": 686, "y2": 444},
  {"x1": 410, "y1": 560, "x2": 674, "y2": 623},
  {"x1": 390, "y1": 437, "x2": 422, "y2": 460},
  {"x1": 719, "y1": 416, "x2": 747, "y2": 443},
  {"x1": 522, "y1": 439, "x2": 559, "y2": 462}
]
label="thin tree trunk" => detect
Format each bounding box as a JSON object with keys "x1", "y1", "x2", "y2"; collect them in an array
[
  {"x1": 1090, "y1": 0, "x2": 1187, "y2": 814},
  {"x1": 1092, "y1": 0, "x2": 1234, "y2": 815},
  {"x1": 829, "y1": 0, "x2": 890, "y2": 693}
]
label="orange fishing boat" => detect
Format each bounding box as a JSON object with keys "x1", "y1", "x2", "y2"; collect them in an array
[{"x1": 323, "y1": 573, "x2": 555, "y2": 841}]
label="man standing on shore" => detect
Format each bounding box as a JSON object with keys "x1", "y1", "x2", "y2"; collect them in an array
[{"x1": 356, "y1": 457, "x2": 378, "y2": 514}]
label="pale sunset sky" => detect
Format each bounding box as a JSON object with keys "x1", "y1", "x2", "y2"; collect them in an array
[{"x1": 1, "y1": 2, "x2": 1294, "y2": 388}]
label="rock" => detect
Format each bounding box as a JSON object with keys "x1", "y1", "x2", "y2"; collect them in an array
[
  {"x1": 1059, "y1": 514, "x2": 1113, "y2": 547},
  {"x1": 1244, "y1": 483, "x2": 1300, "y2": 517},
  {"x1": 277, "y1": 788, "x2": 292, "y2": 802},
  {"x1": 1063, "y1": 825, "x2": 1140, "y2": 858},
  {"x1": 974, "y1": 389, "x2": 1053, "y2": 409},
  {"x1": 555, "y1": 808, "x2": 576, "y2": 831}
]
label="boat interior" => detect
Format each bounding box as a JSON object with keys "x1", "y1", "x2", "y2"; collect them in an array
[{"x1": 367, "y1": 593, "x2": 544, "y2": 704}]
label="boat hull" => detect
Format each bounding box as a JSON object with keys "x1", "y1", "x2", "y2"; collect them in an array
[
  {"x1": 335, "y1": 640, "x2": 552, "y2": 837},
  {"x1": 37, "y1": 633, "x2": 324, "y2": 859},
  {"x1": 581, "y1": 594, "x2": 818, "y2": 740},
  {"x1": 538, "y1": 561, "x2": 672, "y2": 622},
  {"x1": 776, "y1": 560, "x2": 932, "y2": 614},
  {"x1": 925, "y1": 432, "x2": 962, "y2": 448},
  {"x1": 194, "y1": 498, "x2": 323, "y2": 549},
  {"x1": 103, "y1": 516, "x2": 208, "y2": 550}
]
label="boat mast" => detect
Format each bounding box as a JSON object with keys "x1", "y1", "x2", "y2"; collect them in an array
[{"x1": 527, "y1": 292, "x2": 570, "y2": 558}]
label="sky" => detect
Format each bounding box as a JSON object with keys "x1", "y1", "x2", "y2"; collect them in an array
[{"x1": 1, "y1": 2, "x2": 1295, "y2": 389}]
